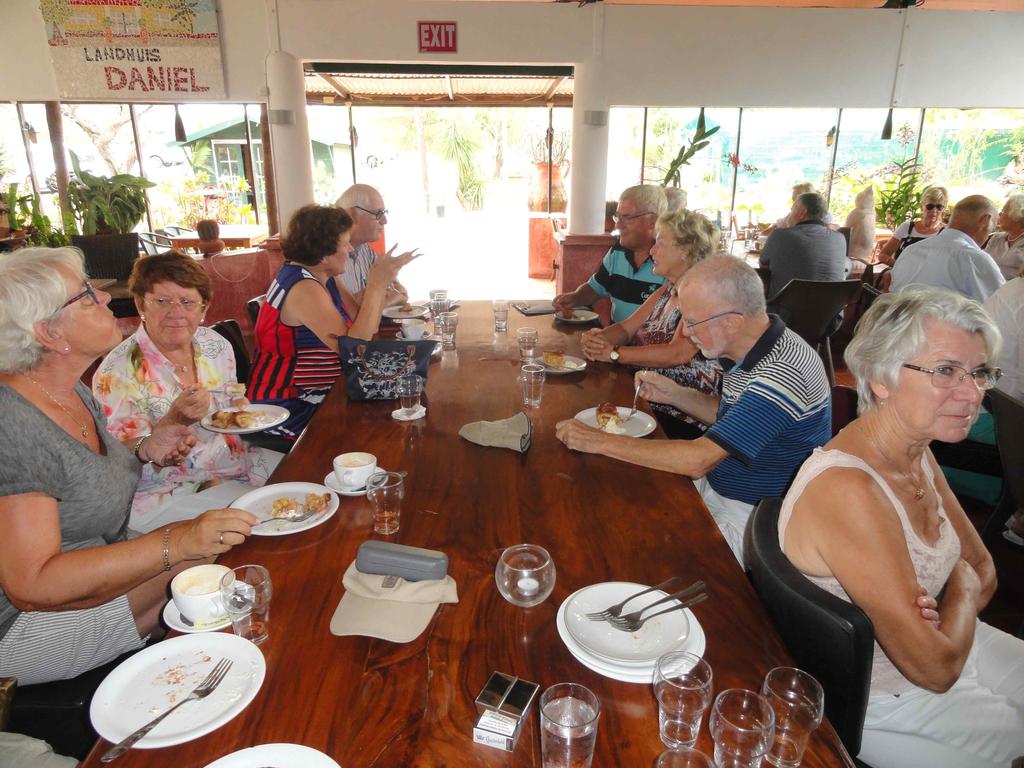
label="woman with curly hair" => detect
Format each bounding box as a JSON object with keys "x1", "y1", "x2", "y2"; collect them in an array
[{"x1": 248, "y1": 204, "x2": 417, "y2": 442}]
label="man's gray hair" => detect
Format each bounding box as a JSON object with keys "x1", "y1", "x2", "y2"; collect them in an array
[
  {"x1": 620, "y1": 185, "x2": 668, "y2": 217},
  {"x1": 679, "y1": 255, "x2": 767, "y2": 316},
  {"x1": 336, "y1": 183, "x2": 380, "y2": 210},
  {"x1": 1002, "y1": 192, "x2": 1024, "y2": 226},
  {"x1": 845, "y1": 287, "x2": 1001, "y2": 414},
  {"x1": 0, "y1": 247, "x2": 86, "y2": 374},
  {"x1": 664, "y1": 186, "x2": 688, "y2": 212},
  {"x1": 796, "y1": 192, "x2": 828, "y2": 221}
]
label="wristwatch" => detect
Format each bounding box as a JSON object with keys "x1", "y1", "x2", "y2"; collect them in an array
[{"x1": 609, "y1": 346, "x2": 621, "y2": 363}]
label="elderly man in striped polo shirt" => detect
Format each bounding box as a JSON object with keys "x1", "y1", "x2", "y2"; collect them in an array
[
  {"x1": 552, "y1": 185, "x2": 668, "y2": 324},
  {"x1": 556, "y1": 256, "x2": 831, "y2": 563}
]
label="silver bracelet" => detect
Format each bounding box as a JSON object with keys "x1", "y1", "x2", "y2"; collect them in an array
[
  {"x1": 132, "y1": 434, "x2": 151, "y2": 464},
  {"x1": 161, "y1": 527, "x2": 171, "y2": 572}
]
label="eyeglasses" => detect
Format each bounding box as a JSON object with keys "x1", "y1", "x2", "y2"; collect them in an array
[
  {"x1": 924, "y1": 203, "x2": 945, "y2": 211},
  {"x1": 902, "y1": 363, "x2": 1002, "y2": 390},
  {"x1": 354, "y1": 205, "x2": 388, "y2": 223},
  {"x1": 60, "y1": 280, "x2": 99, "y2": 311},
  {"x1": 611, "y1": 211, "x2": 655, "y2": 225},
  {"x1": 682, "y1": 310, "x2": 744, "y2": 330},
  {"x1": 145, "y1": 295, "x2": 206, "y2": 313}
]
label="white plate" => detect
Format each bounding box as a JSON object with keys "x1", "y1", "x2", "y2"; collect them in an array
[
  {"x1": 200, "y1": 405, "x2": 289, "y2": 435},
  {"x1": 161, "y1": 601, "x2": 231, "y2": 634},
  {"x1": 554, "y1": 309, "x2": 599, "y2": 324},
  {"x1": 541, "y1": 354, "x2": 587, "y2": 375},
  {"x1": 323, "y1": 472, "x2": 369, "y2": 497},
  {"x1": 90, "y1": 633, "x2": 265, "y2": 749},
  {"x1": 383, "y1": 304, "x2": 429, "y2": 320},
  {"x1": 564, "y1": 582, "x2": 691, "y2": 663},
  {"x1": 233, "y1": 482, "x2": 339, "y2": 536},
  {"x1": 575, "y1": 406, "x2": 657, "y2": 438},
  {"x1": 204, "y1": 743, "x2": 341, "y2": 768}
]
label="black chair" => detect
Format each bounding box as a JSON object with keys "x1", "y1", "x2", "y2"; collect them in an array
[
  {"x1": 980, "y1": 388, "x2": 1024, "y2": 543},
  {"x1": 746, "y1": 498, "x2": 876, "y2": 763},
  {"x1": 770, "y1": 279, "x2": 863, "y2": 386},
  {"x1": 210, "y1": 318, "x2": 250, "y2": 384},
  {"x1": 247, "y1": 294, "x2": 266, "y2": 328},
  {"x1": 831, "y1": 384, "x2": 859, "y2": 436}
]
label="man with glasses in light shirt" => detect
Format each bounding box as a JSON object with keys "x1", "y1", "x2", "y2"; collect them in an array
[
  {"x1": 336, "y1": 184, "x2": 410, "y2": 308},
  {"x1": 556, "y1": 256, "x2": 831, "y2": 562},
  {"x1": 552, "y1": 185, "x2": 667, "y2": 324}
]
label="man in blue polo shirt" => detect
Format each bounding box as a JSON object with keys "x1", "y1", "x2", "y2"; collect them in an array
[
  {"x1": 553, "y1": 185, "x2": 667, "y2": 324},
  {"x1": 555, "y1": 256, "x2": 831, "y2": 563}
]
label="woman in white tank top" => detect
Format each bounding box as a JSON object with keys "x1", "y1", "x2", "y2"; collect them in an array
[{"x1": 779, "y1": 287, "x2": 1024, "y2": 768}]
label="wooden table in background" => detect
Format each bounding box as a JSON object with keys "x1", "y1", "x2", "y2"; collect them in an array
[
  {"x1": 171, "y1": 225, "x2": 268, "y2": 251},
  {"x1": 82, "y1": 302, "x2": 853, "y2": 768}
]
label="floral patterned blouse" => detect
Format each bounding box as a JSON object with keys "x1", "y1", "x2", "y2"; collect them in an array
[
  {"x1": 632, "y1": 286, "x2": 723, "y2": 429},
  {"x1": 93, "y1": 324, "x2": 273, "y2": 532}
]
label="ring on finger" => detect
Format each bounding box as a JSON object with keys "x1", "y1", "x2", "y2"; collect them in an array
[{"x1": 219, "y1": 533, "x2": 224, "y2": 545}]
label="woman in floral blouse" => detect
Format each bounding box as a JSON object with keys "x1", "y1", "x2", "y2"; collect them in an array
[{"x1": 93, "y1": 252, "x2": 279, "y2": 532}]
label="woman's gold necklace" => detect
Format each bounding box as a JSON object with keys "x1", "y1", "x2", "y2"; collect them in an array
[
  {"x1": 26, "y1": 375, "x2": 90, "y2": 439},
  {"x1": 864, "y1": 427, "x2": 925, "y2": 500}
]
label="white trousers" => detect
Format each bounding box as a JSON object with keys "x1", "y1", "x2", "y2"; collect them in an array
[
  {"x1": 859, "y1": 621, "x2": 1024, "y2": 768},
  {"x1": 694, "y1": 477, "x2": 753, "y2": 564}
]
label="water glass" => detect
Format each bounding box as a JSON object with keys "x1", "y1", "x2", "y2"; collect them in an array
[
  {"x1": 436, "y1": 311, "x2": 459, "y2": 350},
  {"x1": 492, "y1": 299, "x2": 510, "y2": 333},
  {"x1": 710, "y1": 689, "x2": 775, "y2": 768},
  {"x1": 397, "y1": 374, "x2": 424, "y2": 417},
  {"x1": 429, "y1": 289, "x2": 450, "y2": 328},
  {"x1": 366, "y1": 470, "x2": 404, "y2": 535},
  {"x1": 654, "y1": 651, "x2": 714, "y2": 750},
  {"x1": 655, "y1": 746, "x2": 719, "y2": 768},
  {"x1": 219, "y1": 565, "x2": 272, "y2": 646},
  {"x1": 540, "y1": 683, "x2": 600, "y2": 768},
  {"x1": 495, "y1": 543, "x2": 556, "y2": 607},
  {"x1": 517, "y1": 327, "x2": 538, "y2": 362},
  {"x1": 519, "y1": 363, "x2": 545, "y2": 407},
  {"x1": 760, "y1": 668, "x2": 824, "y2": 768}
]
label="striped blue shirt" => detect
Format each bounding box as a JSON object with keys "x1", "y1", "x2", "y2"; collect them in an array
[
  {"x1": 705, "y1": 317, "x2": 831, "y2": 505},
  {"x1": 587, "y1": 239, "x2": 666, "y2": 323}
]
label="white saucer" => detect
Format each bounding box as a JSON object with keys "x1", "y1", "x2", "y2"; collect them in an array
[
  {"x1": 323, "y1": 471, "x2": 369, "y2": 497},
  {"x1": 393, "y1": 404, "x2": 426, "y2": 421},
  {"x1": 161, "y1": 601, "x2": 231, "y2": 634}
]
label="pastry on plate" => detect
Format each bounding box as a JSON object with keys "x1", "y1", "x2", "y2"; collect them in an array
[
  {"x1": 595, "y1": 402, "x2": 625, "y2": 433},
  {"x1": 559, "y1": 308, "x2": 576, "y2": 320},
  {"x1": 543, "y1": 351, "x2": 566, "y2": 369}
]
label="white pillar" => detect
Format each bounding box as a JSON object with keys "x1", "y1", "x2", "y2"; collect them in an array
[
  {"x1": 568, "y1": 56, "x2": 610, "y2": 235},
  {"x1": 266, "y1": 49, "x2": 314, "y2": 228}
]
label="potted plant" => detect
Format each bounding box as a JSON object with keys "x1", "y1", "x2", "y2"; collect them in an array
[{"x1": 874, "y1": 158, "x2": 926, "y2": 231}]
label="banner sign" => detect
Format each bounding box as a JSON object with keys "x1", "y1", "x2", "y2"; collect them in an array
[
  {"x1": 40, "y1": 0, "x2": 226, "y2": 100},
  {"x1": 417, "y1": 21, "x2": 457, "y2": 53}
]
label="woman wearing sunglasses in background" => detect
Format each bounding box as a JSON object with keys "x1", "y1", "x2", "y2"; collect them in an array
[{"x1": 878, "y1": 186, "x2": 949, "y2": 266}]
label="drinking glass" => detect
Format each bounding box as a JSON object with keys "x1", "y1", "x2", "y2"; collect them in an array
[
  {"x1": 429, "y1": 289, "x2": 450, "y2": 330},
  {"x1": 654, "y1": 651, "x2": 715, "y2": 750},
  {"x1": 710, "y1": 689, "x2": 775, "y2": 768},
  {"x1": 366, "y1": 471, "x2": 404, "y2": 535},
  {"x1": 655, "y1": 747, "x2": 718, "y2": 768},
  {"x1": 517, "y1": 327, "x2": 538, "y2": 362},
  {"x1": 492, "y1": 299, "x2": 510, "y2": 333},
  {"x1": 436, "y1": 311, "x2": 459, "y2": 350},
  {"x1": 495, "y1": 544, "x2": 555, "y2": 607},
  {"x1": 219, "y1": 565, "x2": 272, "y2": 646},
  {"x1": 397, "y1": 374, "x2": 424, "y2": 417},
  {"x1": 519, "y1": 363, "x2": 545, "y2": 407},
  {"x1": 760, "y1": 667, "x2": 824, "y2": 768},
  {"x1": 540, "y1": 683, "x2": 600, "y2": 768}
]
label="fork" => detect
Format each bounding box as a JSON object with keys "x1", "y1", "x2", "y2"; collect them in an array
[
  {"x1": 627, "y1": 381, "x2": 642, "y2": 420},
  {"x1": 101, "y1": 658, "x2": 233, "y2": 762},
  {"x1": 585, "y1": 576, "x2": 683, "y2": 621},
  {"x1": 609, "y1": 591, "x2": 709, "y2": 633},
  {"x1": 603, "y1": 580, "x2": 706, "y2": 627},
  {"x1": 254, "y1": 503, "x2": 321, "y2": 527}
]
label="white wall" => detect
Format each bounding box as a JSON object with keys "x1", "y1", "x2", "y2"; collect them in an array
[{"x1": 3, "y1": 0, "x2": 1022, "y2": 108}]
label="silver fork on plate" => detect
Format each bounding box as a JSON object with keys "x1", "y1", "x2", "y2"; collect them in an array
[
  {"x1": 101, "y1": 657, "x2": 233, "y2": 762},
  {"x1": 627, "y1": 380, "x2": 642, "y2": 420},
  {"x1": 585, "y1": 576, "x2": 683, "y2": 622},
  {"x1": 609, "y1": 590, "x2": 709, "y2": 633}
]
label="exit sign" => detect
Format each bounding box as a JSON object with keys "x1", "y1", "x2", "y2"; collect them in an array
[{"x1": 418, "y1": 21, "x2": 457, "y2": 53}]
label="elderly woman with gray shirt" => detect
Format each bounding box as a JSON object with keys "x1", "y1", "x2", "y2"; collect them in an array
[{"x1": 0, "y1": 247, "x2": 258, "y2": 685}]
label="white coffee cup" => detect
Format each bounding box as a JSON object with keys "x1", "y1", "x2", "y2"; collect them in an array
[
  {"x1": 171, "y1": 563, "x2": 231, "y2": 626},
  {"x1": 401, "y1": 319, "x2": 428, "y2": 340},
  {"x1": 333, "y1": 452, "x2": 378, "y2": 490}
]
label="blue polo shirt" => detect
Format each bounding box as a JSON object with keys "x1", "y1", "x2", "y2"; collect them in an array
[
  {"x1": 704, "y1": 316, "x2": 831, "y2": 505},
  {"x1": 587, "y1": 239, "x2": 665, "y2": 323}
]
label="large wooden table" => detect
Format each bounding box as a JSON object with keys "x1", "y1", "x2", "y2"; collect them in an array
[
  {"x1": 171, "y1": 224, "x2": 269, "y2": 251},
  {"x1": 83, "y1": 302, "x2": 853, "y2": 767}
]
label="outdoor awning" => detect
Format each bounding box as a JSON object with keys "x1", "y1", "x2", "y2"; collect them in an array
[{"x1": 305, "y1": 64, "x2": 574, "y2": 108}]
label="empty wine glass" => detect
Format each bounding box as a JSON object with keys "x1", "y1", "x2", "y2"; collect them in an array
[{"x1": 495, "y1": 544, "x2": 555, "y2": 607}]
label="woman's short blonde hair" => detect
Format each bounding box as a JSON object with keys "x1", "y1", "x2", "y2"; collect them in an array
[
  {"x1": 0, "y1": 247, "x2": 86, "y2": 374},
  {"x1": 845, "y1": 287, "x2": 1001, "y2": 413},
  {"x1": 656, "y1": 208, "x2": 718, "y2": 266},
  {"x1": 921, "y1": 186, "x2": 949, "y2": 207}
]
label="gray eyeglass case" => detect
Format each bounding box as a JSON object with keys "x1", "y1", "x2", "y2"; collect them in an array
[{"x1": 355, "y1": 540, "x2": 449, "y2": 582}]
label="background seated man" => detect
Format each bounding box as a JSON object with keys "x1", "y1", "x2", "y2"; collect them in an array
[
  {"x1": 556, "y1": 256, "x2": 831, "y2": 562},
  {"x1": 553, "y1": 185, "x2": 667, "y2": 324},
  {"x1": 762, "y1": 181, "x2": 836, "y2": 235},
  {"x1": 336, "y1": 183, "x2": 409, "y2": 308}
]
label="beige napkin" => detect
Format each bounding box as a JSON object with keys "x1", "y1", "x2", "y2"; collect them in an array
[{"x1": 459, "y1": 411, "x2": 533, "y2": 453}]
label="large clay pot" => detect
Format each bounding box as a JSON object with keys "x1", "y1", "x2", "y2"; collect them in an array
[{"x1": 528, "y1": 162, "x2": 568, "y2": 213}]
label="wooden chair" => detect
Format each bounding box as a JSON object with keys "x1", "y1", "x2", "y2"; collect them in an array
[{"x1": 746, "y1": 498, "x2": 876, "y2": 765}]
